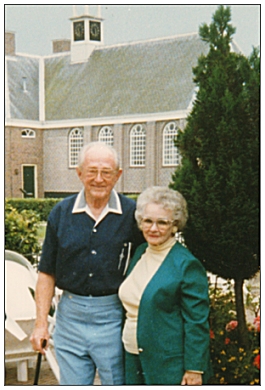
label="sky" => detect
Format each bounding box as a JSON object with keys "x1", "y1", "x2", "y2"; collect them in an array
[{"x1": 4, "y1": 4, "x2": 260, "y2": 57}]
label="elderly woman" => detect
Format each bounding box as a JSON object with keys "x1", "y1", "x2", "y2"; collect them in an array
[{"x1": 118, "y1": 186, "x2": 212, "y2": 385}]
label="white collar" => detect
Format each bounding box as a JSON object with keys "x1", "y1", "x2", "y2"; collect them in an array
[{"x1": 72, "y1": 188, "x2": 122, "y2": 226}]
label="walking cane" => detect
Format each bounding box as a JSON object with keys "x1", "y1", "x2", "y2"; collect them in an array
[{"x1": 33, "y1": 339, "x2": 47, "y2": 385}]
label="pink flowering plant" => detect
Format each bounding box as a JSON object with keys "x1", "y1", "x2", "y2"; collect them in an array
[{"x1": 208, "y1": 285, "x2": 260, "y2": 385}]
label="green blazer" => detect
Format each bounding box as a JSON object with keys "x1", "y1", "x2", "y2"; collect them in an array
[{"x1": 126, "y1": 241, "x2": 212, "y2": 385}]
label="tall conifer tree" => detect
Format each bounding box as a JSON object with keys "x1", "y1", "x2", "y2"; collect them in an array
[{"x1": 170, "y1": 6, "x2": 260, "y2": 347}]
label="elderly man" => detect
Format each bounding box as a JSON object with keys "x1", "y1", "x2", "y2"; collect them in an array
[{"x1": 30, "y1": 142, "x2": 144, "y2": 385}]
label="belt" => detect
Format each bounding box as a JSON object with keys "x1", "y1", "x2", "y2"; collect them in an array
[{"x1": 62, "y1": 291, "x2": 120, "y2": 306}]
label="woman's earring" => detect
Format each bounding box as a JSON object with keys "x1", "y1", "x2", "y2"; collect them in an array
[{"x1": 172, "y1": 226, "x2": 178, "y2": 233}]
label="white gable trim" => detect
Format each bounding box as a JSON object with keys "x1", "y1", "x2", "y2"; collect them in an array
[
  {"x1": 5, "y1": 58, "x2": 11, "y2": 120},
  {"x1": 5, "y1": 109, "x2": 190, "y2": 129},
  {"x1": 39, "y1": 57, "x2": 45, "y2": 122}
]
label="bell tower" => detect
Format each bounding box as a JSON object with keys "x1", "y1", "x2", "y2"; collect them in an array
[{"x1": 70, "y1": 5, "x2": 103, "y2": 63}]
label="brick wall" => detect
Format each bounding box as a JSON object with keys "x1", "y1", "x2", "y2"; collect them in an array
[
  {"x1": 5, "y1": 32, "x2": 15, "y2": 56},
  {"x1": 42, "y1": 121, "x2": 182, "y2": 195},
  {"x1": 52, "y1": 39, "x2": 71, "y2": 53},
  {"x1": 5, "y1": 126, "x2": 44, "y2": 198},
  {"x1": 43, "y1": 128, "x2": 82, "y2": 193},
  {"x1": 5, "y1": 119, "x2": 184, "y2": 198}
]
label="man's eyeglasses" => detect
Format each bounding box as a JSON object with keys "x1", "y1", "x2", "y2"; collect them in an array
[
  {"x1": 85, "y1": 169, "x2": 117, "y2": 180},
  {"x1": 141, "y1": 218, "x2": 175, "y2": 230}
]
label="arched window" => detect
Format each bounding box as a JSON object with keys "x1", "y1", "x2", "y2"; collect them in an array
[
  {"x1": 98, "y1": 126, "x2": 114, "y2": 146},
  {"x1": 21, "y1": 129, "x2": 35, "y2": 138},
  {"x1": 163, "y1": 122, "x2": 180, "y2": 166},
  {"x1": 130, "y1": 124, "x2": 146, "y2": 166},
  {"x1": 69, "y1": 128, "x2": 84, "y2": 167}
]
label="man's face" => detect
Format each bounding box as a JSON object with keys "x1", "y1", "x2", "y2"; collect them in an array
[{"x1": 76, "y1": 146, "x2": 122, "y2": 204}]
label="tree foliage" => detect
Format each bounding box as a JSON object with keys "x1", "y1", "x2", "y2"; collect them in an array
[
  {"x1": 171, "y1": 5, "x2": 259, "y2": 281},
  {"x1": 170, "y1": 6, "x2": 259, "y2": 347}
]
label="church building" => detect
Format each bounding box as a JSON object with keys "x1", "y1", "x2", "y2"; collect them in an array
[{"x1": 5, "y1": 6, "x2": 234, "y2": 198}]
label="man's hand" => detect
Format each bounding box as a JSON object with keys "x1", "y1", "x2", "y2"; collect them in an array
[
  {"x1": 30, "y1": 325, "x2": 49, "y2": 355},
  {"x1": 181, "y1": 371, "x2": 202, "y2": 385},
  {"x1": 30, "y1": 272, "x2": 55, "y2": 355}
]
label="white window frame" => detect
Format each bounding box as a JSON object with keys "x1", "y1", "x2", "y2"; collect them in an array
[
  {"x1": 130, "y1": 124, "x2": 146, "y2": 167},
  {"x1": 162, "y1": 121, "x2": 180, "y2": 166},
  {"x1": 69, "y1": 128, "x2": 84, "y2": 168},
  {"x1": 21, "y1": 129, "x2": 36, "y2": 138},
  {"x1": 98, "y1": 126, "x2": 114, "y2": 146}
]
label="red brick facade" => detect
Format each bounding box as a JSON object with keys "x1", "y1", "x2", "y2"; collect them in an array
[{"x1": 5, "y1": 127, "x2": 44, "y2": 198}]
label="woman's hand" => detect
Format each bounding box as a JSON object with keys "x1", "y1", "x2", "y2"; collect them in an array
[{"x1": 181, "y1": 371, "x2": 202, "y2": 385}]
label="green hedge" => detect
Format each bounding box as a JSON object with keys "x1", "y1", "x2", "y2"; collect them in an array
[
  {"x1": 5, "y1": 201, "x2": 41, "y2": 265},
  {"x1": 125, "y1": 194, "x2": 138, "y2": 202},
  {"x1": 6, "y1": 194, "x2": 139, "y2": 221},
  {"x1": 6, "y1": 198, "x2": 62, "y2": 221}
]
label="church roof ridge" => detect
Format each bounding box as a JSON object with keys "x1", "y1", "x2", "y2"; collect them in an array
[{"x1": 95, "y1": 31, "x2": 199, "y2": 51}]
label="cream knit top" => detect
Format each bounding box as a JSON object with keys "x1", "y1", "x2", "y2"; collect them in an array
[{"x1": 118, "y1": 236, "x2": 176, "y2": 355}]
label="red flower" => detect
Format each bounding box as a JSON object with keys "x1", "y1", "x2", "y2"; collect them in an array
[
  {"x1": 210, "y1": 329, "x2": 215, "y2": 339},
  {"x1": 253, "y1": 316, "x2": 260, "y2": 332},
  {"x1": 225, "y1": 320, "x2": 238, "y2": 331},
  {"x1": 253, "y1": 354, "x2": 260, "y2": 370},
  {"x1": 225, "y1": 337, "x2": 231, "y2": 345}
]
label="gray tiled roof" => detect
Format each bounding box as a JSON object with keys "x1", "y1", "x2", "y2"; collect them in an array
[
  {"x1": 6, "y1": 55, "x2": 40, "y2": 121},
  {"x1": 45, "y1": 33, "x2": 208, "y2": 120},
  {"x1": 6, "y1": 33, "x2": 210, "y2": 122}
]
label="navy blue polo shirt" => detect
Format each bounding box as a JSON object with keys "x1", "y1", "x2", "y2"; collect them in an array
[{"x1": 38, "y1": 189, "x2": 144, "y2": 296}]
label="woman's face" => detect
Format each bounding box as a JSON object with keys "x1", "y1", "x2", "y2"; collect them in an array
[{"x1": 140, "y1": 203, "x2": 176, "y2": 246}]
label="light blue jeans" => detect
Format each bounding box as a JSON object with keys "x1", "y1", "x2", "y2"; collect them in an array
[{"x1": 53, "y1": 291, "x2": 124, "y2": 385}]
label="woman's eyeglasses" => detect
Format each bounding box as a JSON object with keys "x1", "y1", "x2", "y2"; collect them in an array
[{"x1": 141, "y1": 218, "x2": 174, "y2": 230}]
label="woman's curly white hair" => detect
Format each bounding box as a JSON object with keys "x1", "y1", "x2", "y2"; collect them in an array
[{"x1": 135, "y1": 186, "x2": 188, "y2": 231}]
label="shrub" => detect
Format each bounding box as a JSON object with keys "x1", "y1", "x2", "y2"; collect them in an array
[
  {"x1": 6, "y1": 195, "x2": 139, "y2": 221},
  {"x1": 209, "y1": 285, "x2": 260, "y2": 384},
  {"x1": 6, "y1": 198, "x2": 62, "y2": 221},
  {"x1": 5, "y1": 201, "x2": 41, "y2": 265},
  {"x1": 125, "y1": 194, "x2": 139, "y2": 202}
]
